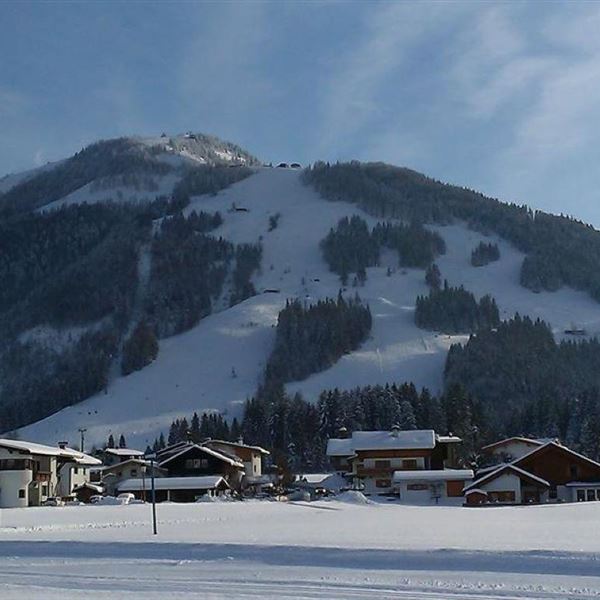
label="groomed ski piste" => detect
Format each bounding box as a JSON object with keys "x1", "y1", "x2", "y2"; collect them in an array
[
  {"x1": 1, "y1": 499, "x2": 600, "y2": 598},
  {"x1": 18, "y1": 167, "x2": 600, "y2": 449}
]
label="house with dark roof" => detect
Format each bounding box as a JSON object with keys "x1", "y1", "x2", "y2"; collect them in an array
[
  {"x1": 465, "y1": 440, "x2": 600, "y2": 504},
  {"x1": 326, "y1": 426, "x2": 472, "y2": 500}
]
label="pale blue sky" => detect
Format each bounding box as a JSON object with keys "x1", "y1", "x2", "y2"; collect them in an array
[{"x1": 2, "y1": 1, "x2": 600, "y2": 225}]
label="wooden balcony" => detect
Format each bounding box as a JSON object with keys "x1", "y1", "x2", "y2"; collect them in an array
[{"x1": 33, "y1": 471, "x2": 51, "y2": 482}]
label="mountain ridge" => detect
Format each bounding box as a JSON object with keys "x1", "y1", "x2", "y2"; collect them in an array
[{"x1": 0, "y1": 134, "x2": 599, "y2": 456}]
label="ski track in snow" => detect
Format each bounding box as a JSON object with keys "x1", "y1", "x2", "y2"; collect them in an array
[
  {"x1": 1, "y1": 501, "x2": 600, "y2": 599},
  {"x1": 17, "y1": 168, "x2": 600, "y2": 448}
]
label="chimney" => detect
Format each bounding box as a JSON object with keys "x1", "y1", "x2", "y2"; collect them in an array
[
  {"x1": 237, "y1": 436, "x2": 244, "y2": 445},
  {"x1": 338, "y1": 426, "x2": 348, "y2": 439},
  {"x1": 58, "y1": 441, "x2": 68, "y2": 449},
  {"x1": 391, "y1": 424, "x2": 400, "y2": 438}
]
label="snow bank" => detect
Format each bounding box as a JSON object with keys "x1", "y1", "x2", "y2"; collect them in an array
[{"x1": 334, "y1": 490, "x2": 373, "y2": 505}]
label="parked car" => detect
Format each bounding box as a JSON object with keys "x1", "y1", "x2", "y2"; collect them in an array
[
  {"x1": 277, "y1": 162, "x2": 288, "y2": 168},
  {"x1": 290, "y1": 163, "x2": 301, "y2": 169},
  {"x1": 117, "y1": 492, "x2": 135, "y2": 504},
  {"x1": 42, "y1": 497, "x2": 63, "y2": 507}
]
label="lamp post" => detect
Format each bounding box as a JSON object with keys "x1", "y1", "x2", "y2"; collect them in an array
[
  {"x1": 150, "y1": 456, "x2": 157, "y2": 535},
  {"x1": 78, "y1": 428, "x2": 87, "y2": 452}
]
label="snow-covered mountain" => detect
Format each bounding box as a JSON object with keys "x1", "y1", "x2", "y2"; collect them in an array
[{"x1": 6, "y1": 147, "x2": 599, "y2": 450}]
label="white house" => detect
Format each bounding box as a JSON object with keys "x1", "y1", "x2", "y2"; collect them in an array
[
  {"x1": 326, "y1": 427, "x2": 472, "y2": 500},
  {"x1": 0, "y1": 438, "x2": 101, "y2": 508}
]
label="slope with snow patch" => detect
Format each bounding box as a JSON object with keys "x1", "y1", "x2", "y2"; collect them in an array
[{"x1": 18, "y1": 168, "x2": 600, "y2": 448}]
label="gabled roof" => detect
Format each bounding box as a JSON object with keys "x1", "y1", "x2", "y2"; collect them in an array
[
  {"x1": 481, "y1": 437, "x2": 545, "y2": 452},
  {"x1": 514, "y1": 441, "x2": 600, "y2": 472},
  {"x1": 158, "y1": 443, "x2": 244, "y2": 469},
  {"x1": 326, "y1": 438, "x2": 353, "y2": 457},
  {"x1": 464, "y1": 463, "x2": 550, "y2": 492},
  {"x1": 0, "y1": 438, "x2": 101, "y2": 465},
  {"x1": 104, "y1": 448, "x2": 144, "y2": 457},
  {"x1": 326, "y1": 429, "x2": 439, "y2": 456},
  {"x1": 203, "y1": 439, "x2": 270, "y2": 456},
  {"x1": 352, "y1": 429, "x2": 436, "y2": 451},
  {"x1": 117, "y1": 475, "x2": 228, "y2": 491}
]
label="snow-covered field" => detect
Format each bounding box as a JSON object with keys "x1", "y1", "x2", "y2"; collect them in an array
[
  {"x1": 18, "y1": 168, "x2": 600, "y2": 449},
  {"x1": 1, "y1": 500, "x2": 600, "y2": 598}
]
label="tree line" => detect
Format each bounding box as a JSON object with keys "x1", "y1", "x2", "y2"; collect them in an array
[
  {"x1": 415, "y1": 283, "x2": 500, "y2": 334},
  {"x1": 304, "y1": 161, "x2": 600, "y2": 304}
]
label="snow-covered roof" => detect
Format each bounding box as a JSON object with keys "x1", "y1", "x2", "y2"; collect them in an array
[
  {"x1": 393, "y1": 469, "x2": 473, "y2": 483},
  {"x1": 565, "y1": 481, "x2": 600, "y2": 487},
  {"x1": 204, "y1": 439, "x2": 270, "y2": 456},
  {"x1": 100, "y1": 459, "x2": 166, "y2": 472},
  {"x1": 104, "y1": 448, "x2": 145, "y2": 457},
  {"x1": 436, "y1": 435, "x2": 462, "y2": 443},
  {"x1": 327, "y1": 430, "x2": 438, "y2": 456},
  {"x1": 73, "y1": 482, "x2": 104, "y2": 493},
  {"x1": 464, "y1": 488, "x2": 488, "y2": 495},
  {"x1": 481, "y1": 437, "x2": 545, "y2": 451},
  {"x1": 351, "y1": 429, "x2": 436, "y2": 451},
  {"x1": 326, "y1": 438, "x2": 353, "y2": 457},
  {"x1": 0, "y1": 438, "x2": 101, "y2": 465},
  {"x1": 295, "y1": 473, "x2": 348, "y2": 489},
  {"x1": 158, "y1": 443, "x2": 244, "y2": 469},
  {"x1": 464, "y1": 463, "x2": 550, "y2": 492},
  {"x1": 117, "y1": 476, "x2": 228, "y2": 491}
]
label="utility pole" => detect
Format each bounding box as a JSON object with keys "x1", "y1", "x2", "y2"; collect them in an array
[{"x1": 78, "y1": 428, "x2": 87, "y2": 453}]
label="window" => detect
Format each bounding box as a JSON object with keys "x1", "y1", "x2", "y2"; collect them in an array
[
  {"x1": 587, "y1": 489, "x2": 596, "y2": 502},
  {"x1": 402, "y1": 459, "x2": 418, "y2": 470},
  {"x1": 577, "y1": 489, "x2": 586, "y2": 502},
  {"x1": 407, "y1": 483, "x2": 429, "y2": 491},
  {"x1": 131, "y1": 469, "x2": 138, "y2": 477},
  {"x1": 73, "y1": 467, "x2": 78, "y2": 475},
  {"x1": 488, "y1": 491, "x2": 516, "y2": 503},
  {"x1": 374, "y1": 460, "x2": 390, "y2": 470},
  {"x1": 18, "y1": 489, "x2": 25, "y2": 499},
  {"x1": 185, "y1": 458, "x2": 209, "y2": 470},
  {"x1": 375, "y1": 479, "x2": 391, "y2": 488},
  {"x1": 549, "y1": 486, "x2": 557, "y2": 500},
  {"x1": 42, "y1": 485, "x2": 48, "y2": 496}
]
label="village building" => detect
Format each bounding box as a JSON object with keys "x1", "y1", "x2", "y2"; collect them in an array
[
  {"x1": 202, "y1": 438, "x2": 271, "y2": 491},
  {"x1": 101, "y1": 447, "x2": 145, "y2": 467},
  {"x1": 480, "y1": 437, "x2": 554, "y2": 463},
  {"x1": 101, "y1": 459, "x2": 167, "y2": 497},
  {"x1": 326, "y1": 426, "x2": 473, "y2": 501},
  {"x1": 465, "y1": 440, "x2": 600, "y2": 505},
  {"x1": 111, "y1": 441, "x2": 247, "y2": 502},
  {"x1": 0, "y1": 438, "x2": 101, "y2": 508},
  {"x1": 117, "y1": 475, "x2": 230, "y2": 502}
]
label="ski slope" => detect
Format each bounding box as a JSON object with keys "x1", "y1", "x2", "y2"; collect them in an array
[
  {"x1": 18, "y1": 168, "x2": 600, "y2": 449},
  {"x1": 1, "y1": 500, "x2": 600, "y2": 599}
]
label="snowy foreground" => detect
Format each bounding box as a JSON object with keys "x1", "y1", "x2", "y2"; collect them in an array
[{"x1": 1, "y1": 500, "x2": 600, "y2": 599}]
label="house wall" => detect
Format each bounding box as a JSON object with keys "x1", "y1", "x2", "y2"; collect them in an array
[
  {"x1": 488, "y1": 441, "x2": 540, "y2": 462},
  {"x1": 478, "y1": 473, "x2": 521, "y2": 504},
  {"x1": 0, "y1": 469, "x2": 32, "y2": 508},
  {"x1": 57, "y1": 463, "x2": 90, "y2": 497}
]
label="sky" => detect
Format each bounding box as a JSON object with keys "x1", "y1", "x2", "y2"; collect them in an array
[{"x1": 2, "y1": 1, "x2": 600, "y2": 226}]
